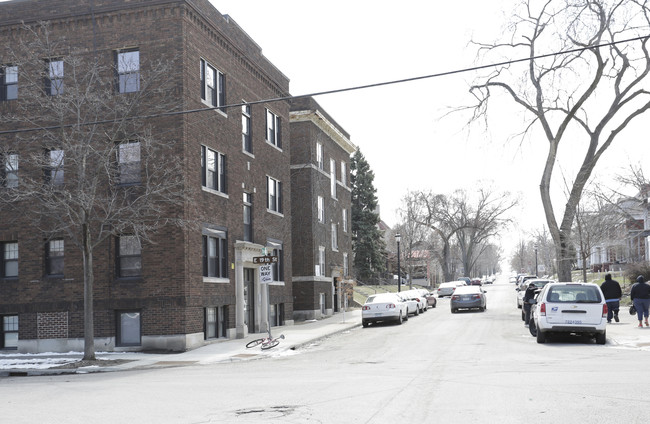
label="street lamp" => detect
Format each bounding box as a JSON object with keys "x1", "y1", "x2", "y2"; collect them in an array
[
  {"x1": 396, "y1": 233, "x2": 401, "y2": 292},
  {"x1": 534, "y1": 245, "x2": 538, "y2": 277}
]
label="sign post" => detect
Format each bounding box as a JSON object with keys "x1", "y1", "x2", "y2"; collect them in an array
[{"x1": 254, "y1": 255, "x2": 277, "y2": 338}]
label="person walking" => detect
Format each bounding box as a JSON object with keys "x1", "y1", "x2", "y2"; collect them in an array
[
  {"x1": 600, "y1": 273, "x2": 622, "y2": 323},
  {"x1": 630, "y1": 275, "x2": 650, "y2": 327}
]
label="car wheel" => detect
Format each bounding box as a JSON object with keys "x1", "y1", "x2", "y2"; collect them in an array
[
  {"x1": 404, "y1": 309, "x2": 409, "y2": 321},
  {"x1": 451, "y1": 308, "x2": 456, "y2": 313},
  {"x1": 529, "y1": 320, "x2": 537, "y2": 337},
  {"x1": 596, "y1": 331, "x2": 606, "y2": 345},
  {"x1": 536, "y1": 329, "x2": 546, "y2": 344},
  {"x1": 397, "y1": 312, "x2": 403, "y2": 325},
  {"x1": 362, "y1": 320, "x2": 369, "y2": 328},
  {"x1": 433, "y1": 300, "x2": 437, "y2": 308},
  {"x1": 415, "y1": 307, "x2": 419, "y2": 316}
]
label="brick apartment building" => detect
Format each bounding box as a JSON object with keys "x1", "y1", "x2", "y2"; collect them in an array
[
  {"x1": 290, "y1": 97, "x2": 355, "y2": 320},
  {"x1": 0, "y1": 0, "x2": 294, "y2": 352}
]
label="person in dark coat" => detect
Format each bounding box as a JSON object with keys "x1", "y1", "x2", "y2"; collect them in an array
[
  {"x1": 600, "y1": 273, "x2": 622, "y2": 323},
  {"x1": 630, "y1": 275, "x2": 650, "y2": 327},
  {"x1": 522, "y1": 282, "x2": 538, "y2": 326}
]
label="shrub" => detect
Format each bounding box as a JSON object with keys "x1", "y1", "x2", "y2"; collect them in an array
[{"x1": 625, "y1": 262, "x2": 650, "y2": 283}]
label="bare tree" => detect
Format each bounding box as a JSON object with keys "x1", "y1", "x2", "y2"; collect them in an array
[
  {"x1": 395, "y1": 191, "x2": 429, "y2": 287},
  {"x1": 1, "y1": 24, "x2": 188, "y2": 360},
  {"x1": 469, "y1": 0, "x2": 650, "y2": 281}
]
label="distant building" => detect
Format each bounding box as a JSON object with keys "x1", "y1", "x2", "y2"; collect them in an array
[
  {"x1": 289, "y1": 97, "x2": 355, "y2": 319},
  {"x1": 0, "y1": 0, "x2": 293, "y2": 352}
]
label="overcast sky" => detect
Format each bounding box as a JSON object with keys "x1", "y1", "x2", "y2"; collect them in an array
[{"x1": 1, "y1": 0, "x2": 646, "y2": 265}]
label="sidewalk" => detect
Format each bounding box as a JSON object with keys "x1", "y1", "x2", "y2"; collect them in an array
[{"x1": 0, "y1": 310, "x2": 362, "y2": 377}]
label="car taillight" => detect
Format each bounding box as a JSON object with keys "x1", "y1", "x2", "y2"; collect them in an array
[
  {"x1": 602, "y1": 303, "x2": 608, "y2": 318},
  {"x1": 437, "y1": 288, "x2": 441, "y2": 292},
  {"x1": 415, "y1": 298, "x2": 421, "y2": 302},
  {"x1": 540, "y1": 303, "x2": 546, "y2": 316},
  {"x1": 362, "y1": 306, "x2": 370, "y2": 310},
  {"x1": 472, "y1": 295, "x2": 480, "y2": 299},
  {"x1": 451, "y1": 295, "x2": 459, "y2": 300},
  {"x1": 386, "y1": 304, "x2": 396, "y2": 309}
]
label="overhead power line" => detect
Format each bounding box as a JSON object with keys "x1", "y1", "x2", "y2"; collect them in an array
[{"x1": 1, "y1": 34, "x2": 648, "y2": 136}]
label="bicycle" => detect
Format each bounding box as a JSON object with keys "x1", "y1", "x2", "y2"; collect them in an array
[{"x1": 245, "y1": 334, "x2": 285, "y2": 350}]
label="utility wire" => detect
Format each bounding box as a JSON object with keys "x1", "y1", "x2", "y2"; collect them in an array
[{"x1": 1, "y1": 34, "x2": 648, "y2": 136}]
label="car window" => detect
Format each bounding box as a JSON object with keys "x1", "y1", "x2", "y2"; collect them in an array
[{"x1": 547, "y1": 286, "x2": 602, "y2": 303}]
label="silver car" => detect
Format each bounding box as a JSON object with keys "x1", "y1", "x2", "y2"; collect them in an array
[{"x1": 362, "y1": 293, "x2": 408, "y2": 327}]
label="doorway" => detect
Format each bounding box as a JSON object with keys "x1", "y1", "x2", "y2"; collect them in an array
[{"x1": 244, "y1": 268, "x2": 255, "y2": 333}]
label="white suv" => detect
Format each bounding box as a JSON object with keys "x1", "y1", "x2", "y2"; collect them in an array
[{"x1": 530, "y1": 282, "x2": 607, "y2": 344}]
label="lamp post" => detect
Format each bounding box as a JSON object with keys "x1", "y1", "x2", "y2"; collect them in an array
[
  {"x1": 396, "y1": 233, "x2": 401, "y2": 292},
  {"x1": 534, "y1": 245, "x2": 538, "y2": 277}
]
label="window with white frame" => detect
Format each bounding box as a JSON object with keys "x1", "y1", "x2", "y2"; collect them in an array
[
  {"x1": 318, "y1": 246, "x2": 326, "y2": 277},
  {"x1": 200, "y1": 59, "x2": 225, "y2": 110},
  {"x1": 317, "y1": 196, "x2": 324, "y2": 223},
  {"x1": 265, "y1": 109, "x2": 282, "y2": 148},
  {"x1": 116, "y1": 49, "x2": 140, "y2": 93},
  {"x1": 342, "y1": 209, "x2": 348, "y2": 233},
  {"x1": 46, "y1": 59, "x2": 64, "y2": 96},
  {"x1": 201, "y1": 146, "x2": 227, "y2": 194},
  {"x1": 202, "y1": 229, "x2": 228, "y2": 279},
  {"x1": 46, "y1": 239, "x2": 64, "y2": 276},
  {"x1": 2, "y1": 315, "x2": 18, "y2": 349},
  {"x1": 343, "y1": 252, "x2": 349, "y2": 277},
  {"x1": 116, "y1": 311, "x2": 141, "y2": 346},
  {"x1": 330, "y1": 159, "x2": 336, "y2": 199},
  {"x1": 118, "y1": 142, "x2": 141, "y2": 185},
  {"x1": 316, "y1": 142, "x2": 323, "y2": 170},
  {"x1": 340, "y1": 161, "x2": 347, "y2": 186},
  {"x1": 117, "y1": 235, "x2": 142, "y2": 278},
  {"x1": 331, "y1": 223, "x2": 338, "y2": 251},
  {"x1": 267, "y1": 176, "x2": 282, "y2": 213},
  {"x1": 1, "y1": 65, "x2": 18, "y2": 101},
  {"x1": 242, "y1": 103, "x2": 252, "y2": 153},
  {"x1": 47, "y1": 149, "x2": 64, "y2": 185},
  {"x1": 2, "y1": 153, "x2": 18, "y2": 188},
  {"x1": 205, "y1": 306, "x2": 227, "y2": 339},
  {"x1": 1, "y1": 242, "x2": 18, "y2": 278}
]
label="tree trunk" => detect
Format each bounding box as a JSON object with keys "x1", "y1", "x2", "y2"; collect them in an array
[
  {"x1": 83, "y1": 223, "x2": 95, "y2": 361},
  {"x1": 556, "y1": 231, "x2": 573, "y2": 282}
]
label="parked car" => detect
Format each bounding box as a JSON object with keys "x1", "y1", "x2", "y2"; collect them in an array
[
  {"x1": 437, "y1": 281, "x2": 466, "y2": 297},
  {"x1": 458, "y1": 277, "x2": 472, "y2": 286},
  {"x1": 424, "y1": 291, "x2": 437, "y2": 308},
  {"x1": 400, "y1": 290, "x2": 427, "y2": 314},
  {"x1": 470, "y1": 278, "x2": 482, "y2": 286},
  {"x1": 529, "y1": 282, "x2": 607, "y2": 344},
  {"x1": 362, "y1": 293, "x2": 408, "y2": 327},
  {"x1": 397, "y1": 292, "x2": 420, "y2": 317},
  {"x1": 517, "y1": 275, "x2": 537, "y2": 289},
  {"x1": 509, "y1": 277, "x2": 518, "y2": 284},
  {"x1": 450, "y1": 285, "x2": 487, "y2": 313},
  {"x1": 517, "y1": 279, "x2": 556, "y2": 309}
]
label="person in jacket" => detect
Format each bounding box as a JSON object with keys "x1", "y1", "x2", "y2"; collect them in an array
[
  {"x1": 630, "y1": 275, "x2": 650, "y2": 327},
  {"x1": 522, "y1": 282, "x2": 538, "y2": 326},
  {"x1": 600, "y1": 273, "x2": 622, "y2": 323}
]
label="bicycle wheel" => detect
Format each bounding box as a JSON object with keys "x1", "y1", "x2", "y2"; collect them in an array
[
  {"x1": 260, "y1": 339, "x2": 280, "y2": 350},
  {"x1": 246, "y1": 338, "x2": 265, "y2": 348}
]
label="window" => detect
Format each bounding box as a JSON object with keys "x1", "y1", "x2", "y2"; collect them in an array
[
  {"x1": 116, "y1": 311, "x2": 141, "y2": 346},
  {"x1": 46, "y1": 59, "x2": 64, "y2": 96},
  {"x1": 267, "y1": 176, "x2": 282, "y2": 214},
  {"x1": 1, "y1": 242, "x2": 18, "y2": 278},
  {"x1": 331, "y1": 223, "x2": 338, "y2": 251},
  {"x1": 318, "y1": 246, "x2": 326, "y2": 277},
  {"x1": 46, "y1": 149, "x2": 64, "y2": 185},
  {"x1": 330, "y1": 159, "x2": 336, "y2": 199},
  {"x1": 116, "y1": 49, "x2": 140, "y2": 93},
  {"x1": 2, "y1": 315, "x2": 18, "y2": 349},
  {"x1": 265, "y1": 109, "x2": 282, "y2": 148},
  {"x1": 201, "y1": 146, "x2": 227, "y2": 194},
  {"x1": 117, "y1": 235, "x2": 141, "y2": 278},
  {"x1": 340, "y1": 161, "x2": 347, "y2": 186},
  {"x1": 317, "y1": 196, "x2": 324, "y2": 223},
  {"x1": 2, "y1": 153, "x2": 18, "y2": 188},
  {"x1": 316, "y1": 143, "x2": 323, "y2": 170},
  {"x1": 268, "y1": 242, "x2": 284, "y2": 282},
  {"x1": 243, "y1": 192, "x2": 252, "y2": 242},
  {"x1": 200, "y1": 59, "x2": 225, "y2": 110},
  {"x1": 205, "y1": 306, "x2": 227, "y2": 339},
  {"x1": 343, "y1": 253, "x2": 349, "y2": 277},
  {"x1": 202, "y1": 231, "x2": 228, "y2": 279},
  {"x1": 242, "y1": 104, "x2": 252, "y2": 153},
  {"x1": 342, "y1": 209, "x2": 348, "y2": 233},
  {"x1": 118, "y1": 142, "x2": 141, "y2": 185},
  {"x1": 1, "y1": 66, "x2": 18, "y2": 101},
  {"x1": 46, "y1": 239, "x2": 64, "y2": 276}
]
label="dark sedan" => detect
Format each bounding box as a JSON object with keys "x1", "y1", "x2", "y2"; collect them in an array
[{"x1": 450, "y1": 286, "x2": 487, "y2": 313}]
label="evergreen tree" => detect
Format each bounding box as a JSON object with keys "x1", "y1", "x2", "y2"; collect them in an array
[{"x1": 351, "y1": 149, "x2": 386, "y2": 282}]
